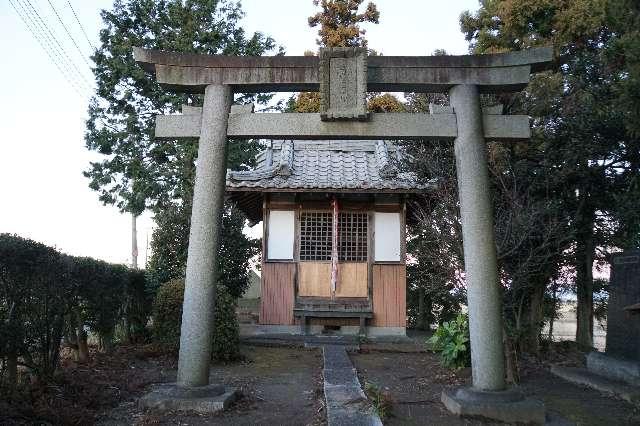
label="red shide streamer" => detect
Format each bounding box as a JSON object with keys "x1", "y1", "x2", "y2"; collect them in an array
[{"x1": 331, "y1": 196, "x2": 339, "y2": 298}]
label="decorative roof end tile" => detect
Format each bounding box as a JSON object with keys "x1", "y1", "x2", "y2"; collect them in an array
[{"x1": 375, "y1": 141, "x2": 398, "y2": 178}]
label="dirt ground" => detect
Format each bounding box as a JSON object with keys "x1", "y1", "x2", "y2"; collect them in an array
[
  {"x1": 353, "y1": 350, "x2": 487, "y2": 425},
  {"x1": 4, "y1": 339, "x2": 640, "y2": 425},
  {"x1": 352, "y1": 347, "x2": 640, "y2": 426},
  {"x1": 97, "y1": 345, "x2": 325, "y2": 426},
  {"x1": 0, "y1": 345, "x2": 175, "y2": 425},
  {"x1": 1, "y1": 344, "x2": 324, "y2": 426}
]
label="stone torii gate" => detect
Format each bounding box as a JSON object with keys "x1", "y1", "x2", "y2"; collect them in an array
[{"x1": 135, "y1": 46, "x2": 552, "y2": 422}]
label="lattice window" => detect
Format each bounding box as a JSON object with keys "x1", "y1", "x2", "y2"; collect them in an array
[
  {"x1": 299, "y1": 212, "x2": 333, "y2": 261},
  {"x1": 338, "y1": 212, "x2": 368, "y2": 262}
]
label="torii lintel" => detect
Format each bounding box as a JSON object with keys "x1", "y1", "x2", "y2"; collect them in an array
[{"x1": 133, "y1": 46, "x2": 553, "y2": 94}]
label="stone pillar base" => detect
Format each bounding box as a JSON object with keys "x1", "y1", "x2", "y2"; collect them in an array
[
  {"x1": 139, "y1": 383, "x2": 238, "y2": 414},
  {"x1": 442, "y1": 387, "x2": 545, "y2": 425}
]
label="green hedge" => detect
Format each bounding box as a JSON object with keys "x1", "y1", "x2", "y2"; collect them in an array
[
  {"x1": 0, "y1": 234, "x2": 149, "y2": 386},
  {"x1": 0, "y1": 232, "x2": 242, "y2": 387},
  {"x1": 0, "y1": 234, "x2": 70, "y2": 383}
]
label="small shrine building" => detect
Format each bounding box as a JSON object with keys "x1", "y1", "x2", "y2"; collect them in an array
[{"x1": 227, "y1": 139, "x2": 435, "y2": 336}]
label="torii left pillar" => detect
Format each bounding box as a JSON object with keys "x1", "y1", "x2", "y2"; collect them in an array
[
  {"x1": 140, "y1": 84, "x2": 238, "y2": 412},
  {"x1": 177, "y1": 84, "x2": 231, "y2": 387}
]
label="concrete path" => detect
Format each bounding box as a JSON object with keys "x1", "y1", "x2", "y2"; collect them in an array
[{"x1": 322, "y1": 345, "x2": 382, "y2": 426}]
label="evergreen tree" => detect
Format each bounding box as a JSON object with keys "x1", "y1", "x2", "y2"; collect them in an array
[
  {"x1": 459, "y1": 0, "x2": 640, "y2": 349},
  {"x1": 85, "y1": 0, "x2": 278, "y2": 214},
  {"x1": 85, "y1": 0, "x2": 277, "y2": 296}
]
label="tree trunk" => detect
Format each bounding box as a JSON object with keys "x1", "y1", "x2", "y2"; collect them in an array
[
  {"x1": 47, "y1": 316, "x2": 65, "y2": 378},
  {"x1": 575, "y1": 217, "x2": 595, "y2": 348},
  {"x1": 5, "y1": 302, "x2": 19, "y2": 387},
  {"x1": 576, "y1": 276, "x2": 594, "y2": 348},
  {"x1": 524, "y1": 282, "x2": 546, "y2": 355},
  {"x1": 548, "y1": 283, "x2": 557, "y2": 341},
  {"x1": 416, "y1": 288, "x2": 430, "y2": 330},
  {"x1": 100, "y1": 332, "x2": 114, "y2": 354},
  {"x1": 122, "y1": 316, "x2": 131, "y2": 344},
  {"x1": 6, "y1": 352, "x2": 18, "y2": 387},
  {"x1": 122, "y1": 290, "x2": 132, "y2": 344},
  {"x1": 503, "y1": 327, "x2": 519, "y2": 384},
  {"x1": 77, "y1": 327, "x2": 89, "y2": 363}
]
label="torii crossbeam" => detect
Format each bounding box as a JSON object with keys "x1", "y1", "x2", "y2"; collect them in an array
[
  {"x1": 134, "y1": 46, "x2": 553, "y2": 423},
  {"x1": 156, "y1": 104, "x2": 531, "y2": 141}
]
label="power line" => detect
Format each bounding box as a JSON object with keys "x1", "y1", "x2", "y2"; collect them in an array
[
  {"x1": 19, "y1": 0, "x2": 93, "y2": 91},
  {"x1": 66, "y1": 0, "x2": 96, "y2": 52},
  {"x1": 8, "y1": 0, "x2": 83, "y2": 95},
  {"x1": 9, "y1": 0, "x2": 88, "y2": 97},
  {"x1": 24, "y1": 0, "x2": 93, "y2": 89},
  {"x1": 15, "y1": 0, "x2": 91, "y2": 94},
  {"x1": 12, "y1": 0, "x2": 79, "y2": 90},
  {"x1": 46, "y1": 0, "x2": 93, "y2": 70}
]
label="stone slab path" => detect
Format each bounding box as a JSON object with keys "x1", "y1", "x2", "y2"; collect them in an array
[
  {"x1": 322, "y1": 345, "x2": 382, "y2": 426},
  {"x1": 241, "y1": 333, "x2": 361, "y2": 349},
  {"x1": 551, "y1": 365, "x2": 640, "y2": 405}
]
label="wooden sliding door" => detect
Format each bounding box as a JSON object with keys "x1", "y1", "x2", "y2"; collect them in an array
[
  {"x1": 297, "y1": 210, "x2": 369, "y2": 299},
  {"x1": 298, "y1": 262, "x2": 332, "y2": 297},
  {"x1": 298, "y1": 211, "x2": 333, "y2": 297},
  {"x1": 336, "y1": 262, "x2": 368, "y2": 297},
  {"x1": 335, "y1": 211, "x2": 368, "y2": 297}
]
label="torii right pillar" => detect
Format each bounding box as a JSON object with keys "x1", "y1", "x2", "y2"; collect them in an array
[
  {"x1": 452, "y1": 84, "x2": 505, "y2": 390},
  {"x1": 442, "y1": 83, "x2": 546, "y2": 423}
]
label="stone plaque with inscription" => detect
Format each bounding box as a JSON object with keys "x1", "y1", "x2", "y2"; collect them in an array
[
  {"x1": 606, "y1": 249, "x2": 640, "y2": 361},
  {"x1": 319, "y1": 47, "x2": 368, "y2": 121}
]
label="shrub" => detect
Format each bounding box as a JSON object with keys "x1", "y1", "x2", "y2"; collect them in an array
[
  {"x1": 151, "y1": 279, "x2": 241, "y2": 361},
  {"x1": 121, "y1": 269, "x2": 152, "y2": 343},
  {"x1": 0, "y1": 234, "x2": 70, "y2": 384},
  {"x1": 212, "y1": 287, "x2": 241, "y2": 362},
  {"x1": 147, "y1": 205, "x2": 260, "y2": 300},
  {"x1": 427, "y1": 313, "x2": 471, "y2": 369},
  {"x1": 152, "y1": 279, "x2": 185, "y2": 351}
]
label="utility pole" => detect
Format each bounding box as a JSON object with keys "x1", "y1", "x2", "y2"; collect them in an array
[
  {"x1": 131, "y1": 213, "x2": 138, "y2": 269},
  {"x1": 145, "y1": 229, "x2": 149, "y2": 268}
]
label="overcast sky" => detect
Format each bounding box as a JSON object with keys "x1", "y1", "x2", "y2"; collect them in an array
[{"x1": 0, "y1": 0, "x2": 479, "y2": 265}]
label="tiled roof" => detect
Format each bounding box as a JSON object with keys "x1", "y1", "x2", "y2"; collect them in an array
[{"x1": 226, "y1": 140, "x2": 435, "y2": 192}]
